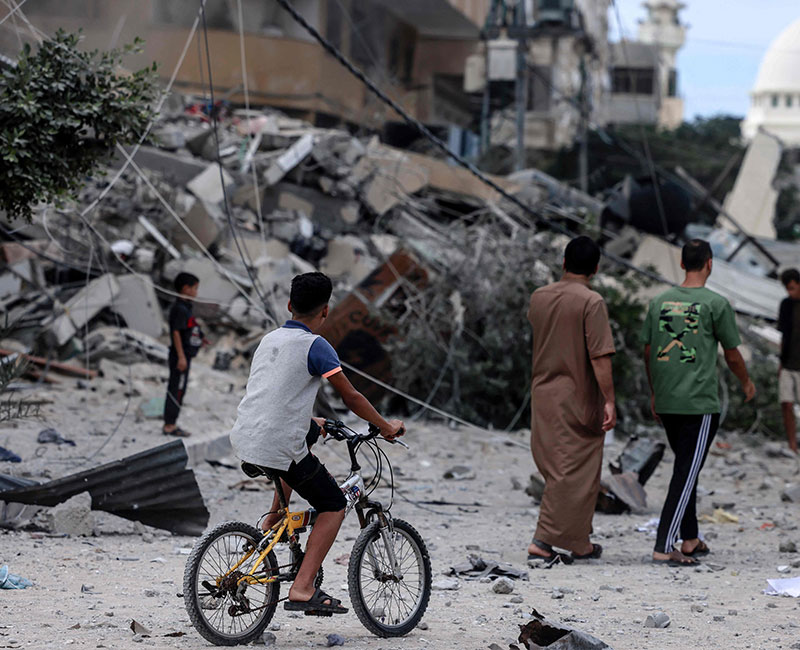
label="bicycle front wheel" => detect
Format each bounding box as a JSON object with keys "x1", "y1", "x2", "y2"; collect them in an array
[
  {"x1": 183, "y1": 521, "x2": 280, "y2": 646},
  {"x1": 347, "y1": 518, "x2": 431, "y2": 637}
]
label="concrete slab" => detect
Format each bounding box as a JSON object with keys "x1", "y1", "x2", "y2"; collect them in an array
[
  {"x1": 47, "y1": 274, "x2": 121, "y2": 346},
  {"x1": 114, "y1": 275, "x2": 166, "y2": 339},
  {"x1": 186, "y1": 164, "x2": 234, "y2": 205},
  {"x1": 171, "y1": 199, "x2": 222, "y2": 252}
]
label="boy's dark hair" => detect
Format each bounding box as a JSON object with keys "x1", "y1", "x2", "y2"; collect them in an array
[
  {"x1": 290, "y1": 272, "x2": 333, "y2": 316},
  {"x1": 781, "y1": 268, "x2": 800, "y2": 287},
  {"x1": 174, "y1": 272, "x2": 200, "y2": 293},
  {"x1": 681, "y1": 239, "x2": 713, "y2": 272},
  {"x1": 564, "y1": 236, "x2": 601, "y2": 277}
]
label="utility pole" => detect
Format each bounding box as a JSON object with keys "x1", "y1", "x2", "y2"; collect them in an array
[
  {"x1": 514, "y1": 0, "x2": 527, "y2": 172},
  {"x1": 578, "y1": 53, "x2": 589, "y2": 193}
]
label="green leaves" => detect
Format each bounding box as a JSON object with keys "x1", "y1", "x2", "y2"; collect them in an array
[{"x1": 0, "y1": 29, "x2": 159, "y2": 222}]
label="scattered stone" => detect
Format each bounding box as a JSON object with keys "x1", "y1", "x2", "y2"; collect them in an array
[
  {"x1": 690, "y1": 604, "x2": 704, "y2": 613},
  {"x1": 432, "y1": 578, "x2": 460, "y2": 591},
  {"x1": 417, "y1": 621, "x2": 429, "y2": 630},
  {"x1": 551, "y1": 590, "x2": 565, "y2": 600},
  {"x1": 781, "y1": 485, "x2": 800, "y2": 503},
  {"x1": 492, "y1": 577, "x2": 514, "y2": 595},
  {"x1": 80, "y1": 584, "x2": 94, "y2": 593},
  {"x1": 713, "y1": 615, "x2": 725, "y2": 621},
  {"x1": 443, "y1": 465, "x2": 475, "y2": 480},
  {"x1": 129, "y1": 620, "x2": 151, "y2": 636},
  {"x1": 779, "y1": 540, "x2": 797, "y2": 553},
  {"x1": 643, "y1": 612, "x2": 670, "y2": 628},
  {"x1": 510, "y1": 595, "x2": 524, "y2": 604},
  {"x1": 599, "y1": 585, "x2": 624, "y2": 593},
  {"x1": 727, "y1": 609, "x2": 738, "y2": 616},
  {"x1": 41, "y1": 492, "x2": 94, "y2": 537},
  {"x1": 326, "y1": 633, "x2": 345, "y2": 647},
  {"x1": 143, "y1": 589, "x2": 158, "y2": 598}
]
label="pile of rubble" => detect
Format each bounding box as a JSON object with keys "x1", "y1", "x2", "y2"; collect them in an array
[{"x1": 0, "y1": 94, "x2": 574, "y2": 390}]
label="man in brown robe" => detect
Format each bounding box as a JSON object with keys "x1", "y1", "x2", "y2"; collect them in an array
[{"x1": 526, "y1": 236, "x2": 616, "y2": 562}]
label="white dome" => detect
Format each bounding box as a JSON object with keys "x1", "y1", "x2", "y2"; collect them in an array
[{"x1": 753, "y1": 18, "x2": 800, "y2": 93}]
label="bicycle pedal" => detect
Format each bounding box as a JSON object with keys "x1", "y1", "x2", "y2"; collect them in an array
[{"x1": 304, "y1": 609, "x2": 334, "y2": 617}]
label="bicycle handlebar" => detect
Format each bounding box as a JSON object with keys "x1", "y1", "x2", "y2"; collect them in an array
[{"x1": 323, "y1": 420, "x2": 407, "y2": 447}]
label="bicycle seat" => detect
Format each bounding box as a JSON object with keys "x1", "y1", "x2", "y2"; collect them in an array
[{"x1": 241, "y1": 462, "x2": 279, "y2": 481}]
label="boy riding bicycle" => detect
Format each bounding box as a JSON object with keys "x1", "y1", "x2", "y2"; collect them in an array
[{"x1": 229, "y1": 272, "x2": 404, "y2": 615}]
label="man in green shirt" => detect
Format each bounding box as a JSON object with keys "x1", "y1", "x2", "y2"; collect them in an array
[{"x1": 641, "y1": 239, "x2": 755, "y2": 566}]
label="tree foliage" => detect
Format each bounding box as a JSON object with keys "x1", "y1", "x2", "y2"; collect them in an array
[{"x1": 0, "y1": 30, "x2": 158, "y2": 222}]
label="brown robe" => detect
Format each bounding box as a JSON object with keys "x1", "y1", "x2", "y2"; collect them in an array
[{"x1": 528, "y1": 279, "x2": 615, "y2": 552}]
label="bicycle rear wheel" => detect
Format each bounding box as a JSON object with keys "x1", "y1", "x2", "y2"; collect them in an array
[
  {"x1": 183, "y1": 521, "x2": 279, "y2": 646},
  {"x1": 347, "y1": 518, "x2": 431, "y2": 637}
]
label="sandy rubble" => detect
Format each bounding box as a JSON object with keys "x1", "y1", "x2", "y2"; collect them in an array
[{"x1": 1, "y1": 360, "x2": 800, "y2": 650}]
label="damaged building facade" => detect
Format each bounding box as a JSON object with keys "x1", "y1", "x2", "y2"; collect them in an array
[{"x1": 3, "y1": 0, "x2": 491, "y2": 135}]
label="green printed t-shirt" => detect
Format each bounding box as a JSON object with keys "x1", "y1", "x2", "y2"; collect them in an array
[{"x1": 640, "y1": 287, "x2": 741, "y2": 415}]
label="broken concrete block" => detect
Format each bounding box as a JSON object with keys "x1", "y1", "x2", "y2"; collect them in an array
[
  {"x1": 114, "y1": 275, "x2": 165, "y2": 339},
  {"x1": 186, "y1": 164, "x2": 234, "y2": 205},
  {"x1": 320, "y1": 235, "x2": 376, "y2": 286},
  {"x1": 120, "y1": 145, "x2": 208, "y2": 186},
  {"x1": 354, "y1": 148, "x2": 428, "y2": 215},
  {"x1": 340, "y1": 202, "x2": 360, "y2": 225},
  {"x1": 47, "y1": 274, "x2": 121, "y2": 346},
  {"x1": 163, "y1": 259, "x2": 241, "y2": 311},
  {"x1": 153, "y1": 124, "x2": 186, "y2": 150},
  {"x1": 171, "y1": 199, "x2": 222, "y2": 252},
  {"x1": 42, "y1": 492, "x2": 95, "y2": 537},
  {"x1": 782, "y1": 484, "x2": 800, "y2": 503},
  {"x1": 84, "y1": 327, "x2": 168, "y2": 364},
  {"x1": 0, "y1": 270, "x2": 22, "y2": 300},
  {"x1": 264, "y1": 133, "x2": 314, "y2": 186}
]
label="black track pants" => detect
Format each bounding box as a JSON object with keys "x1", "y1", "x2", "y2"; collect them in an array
[
  {"x1": 654, "y1": 413, "x2": 719, "y2": 554},
  {"x1": 164, "y1": 351, "x2": 191, "y2": 426}
]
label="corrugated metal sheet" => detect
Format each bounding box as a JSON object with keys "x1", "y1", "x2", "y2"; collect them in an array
[{"x1": 0, "y1": 441, "x2": 208, "y2": 535}]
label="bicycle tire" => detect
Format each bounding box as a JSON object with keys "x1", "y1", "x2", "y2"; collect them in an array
[
  {"x1": 347, "y1": 518, "x2": 431, "y2": 637},
  {"x1": 184, "y1": 521, "x2": 279, "y2": 646}
]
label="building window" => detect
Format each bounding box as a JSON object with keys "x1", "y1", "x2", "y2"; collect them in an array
[
  {"x1": 612, "y1": 67, "x2": 655, "y2": 95},
  {"x1": 772, "y1": 94, "x2": 780, "y2": 107},
  {"x1": 326, "y1": 0, "x2": 343, "y2": 50},
  {"x1": 668, "y1": 69, "x2": 678, "y2": 97},
  {"x1": 528, "y1": 65, "x2": 552, "y2": 112},
  {"x1": 787, "y1": 95, "x2": 793, "y2": 108}
]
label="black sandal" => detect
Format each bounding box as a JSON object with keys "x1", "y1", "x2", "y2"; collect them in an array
[
  {"x1": 683, "y1": 540, "x2": 710, "y2": 557},
  {"x1": 527, "y1": 539, "x2": 574, "y2": 566},
  {"x1": 572, "y1": 543, "x2": 603, "y2": 560},
  {"x1": 651, "y1": 550, "x2": 698, "y2": 567},
  {"x1": 163, "y1": 426, "x2": 191, "y2": 438},
  {"x1": 284, "y1": 587, "x2": 348, "y2": 614}
]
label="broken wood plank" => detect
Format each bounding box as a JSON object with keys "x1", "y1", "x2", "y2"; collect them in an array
[{"x1": 0, "y1": 349, "x2": 97, "y2": 379}]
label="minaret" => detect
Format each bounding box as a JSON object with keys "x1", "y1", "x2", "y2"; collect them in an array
[{"x1": 637, "y1": 0, "x2": 687, "y2": 128}]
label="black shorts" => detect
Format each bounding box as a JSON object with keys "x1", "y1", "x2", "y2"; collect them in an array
[{"x1": 276, "y1": 452, "x2": 346, "y2": 514}]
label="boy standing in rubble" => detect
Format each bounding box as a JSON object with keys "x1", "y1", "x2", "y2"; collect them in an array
[
  {"x1": 778, "y1": 268, "x2": 800, "y2": 456},
  {"x1": 163, "y1": 272, "x2": 203, "y2": 438},
  {"x1": 230, "y1": 271, "x2": 404, "y2": 614}
]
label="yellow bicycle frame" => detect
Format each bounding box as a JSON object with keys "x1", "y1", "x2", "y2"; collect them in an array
[{"x1": 216, "y1": 509, "x2": 314, "y2": 587}]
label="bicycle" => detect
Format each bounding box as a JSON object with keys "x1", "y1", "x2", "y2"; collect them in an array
[{"x1": 183, "y1": 420, "x2": 432, "y2": 646}]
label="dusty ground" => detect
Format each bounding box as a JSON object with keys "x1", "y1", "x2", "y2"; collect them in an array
[{"x1": 1, "y1": 359, "x2": 800, "y2": 649}]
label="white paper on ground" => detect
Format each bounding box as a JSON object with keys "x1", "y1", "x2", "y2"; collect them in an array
[{"x1": 764, "y1": 576, "x2": 800, "y2": 597}]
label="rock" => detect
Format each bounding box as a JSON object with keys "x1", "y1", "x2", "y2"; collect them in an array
[
  {"x1": 551, "y1": 590, "x2": 565, "y2": 600},
  {"x1": 42, "y1": 492, "x2": 94, "y2": 536},
  {"x1": 443, "y1": 465, "x2": 475, "y2": 480},
  {"x1": 492, "y1": 577, "x2": 514, "y2": 595},
  {"x1": 690, "y1": 604, "x2": 704, "y2": 613},
  {"x1": 510, "y1": 595, "x2": 524, "y2": 604},
  {"x1": 728, "y1": 610, "x2": 738, "y2": 616},
  {"x1": 779, "y1": 540, "x2": 797, "y2": 553},
  {"x1": 781, "y1": 484, "x2": 800, "y2": 503},
  {"x1": 143, "y1": 589, "x2": 158, "y2": 598},
  {"x1": 262, "y1": 632, "x2": 277, "y2": 646},
  {"x1": 432, "y1": 578, "x2": 460, "y2": 591},
  {"x1": 129, "y1": 620, "x2": 151, "y2": 636},
  {"x1": 644, "y1": 612, "x2": 670, "y2": 628},
  {"x1": 326, "y1": 633, "x2": 345, "y2": 647},
  {"x1": 417, "y1": 621, "x2": 429, "y2": 630},
  {"x1": 713, "y1": 615, "x2": 725, "y2": 622}
]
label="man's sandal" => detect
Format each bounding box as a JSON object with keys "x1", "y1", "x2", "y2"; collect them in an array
[
  {"x1": 527, "y1": 539, "x2": 574, "y2": 566},
  {"x1": 572, "y1": 543, "x2": 603, "y2": 560},
  {"x1": 284, "y1": 588, "x2": 348, "y2": 614},
  {"x1": 683, "y1": 540, "x2": 710, "y2": 557},
  {"x1": 651, "y1": 550, "x2": 699, "y2": 567},
  {"x1": 163, "y1": 426, "x2": 191, "y2": 438}
]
